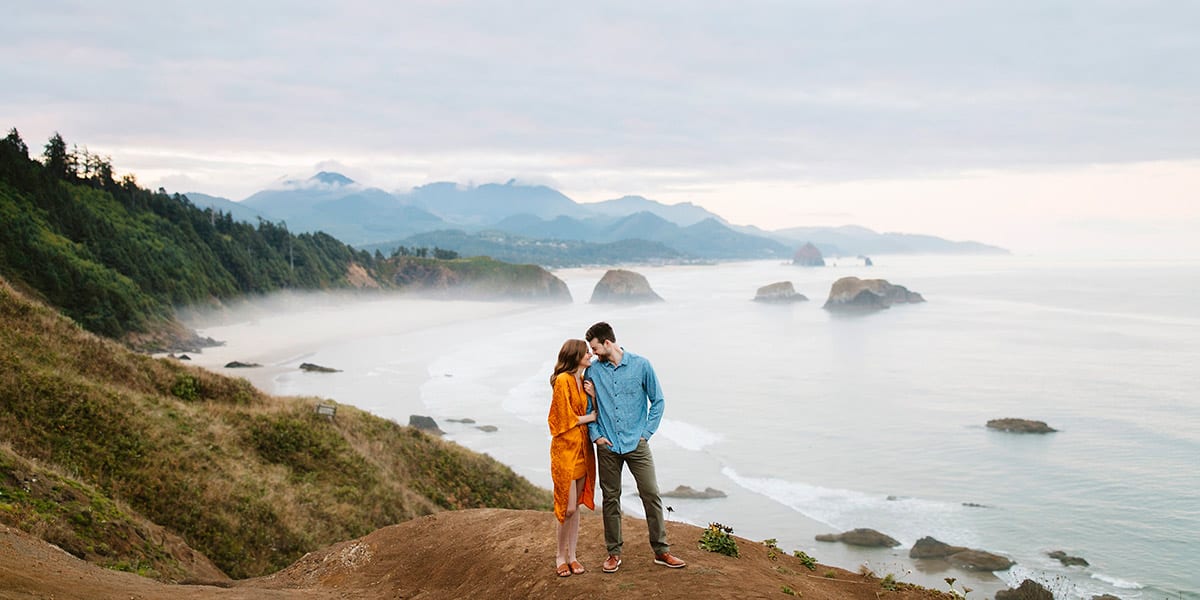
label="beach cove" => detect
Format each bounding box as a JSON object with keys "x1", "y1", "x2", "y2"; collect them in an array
[{"x1": 187, "y1": 256, "x2": 1200, "y2": 599}]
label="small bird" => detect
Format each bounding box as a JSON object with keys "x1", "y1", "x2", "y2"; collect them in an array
[{"x1": 666, "y1": 506, "x2": 674, "y2": 515}]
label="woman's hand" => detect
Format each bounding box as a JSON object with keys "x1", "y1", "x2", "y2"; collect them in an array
[
  {"x1": 577, "y1": 412, "x2": 597, "y2": 425},
  {"x1": 582, "y1": 379, "x2": 595, "y2": 398}
]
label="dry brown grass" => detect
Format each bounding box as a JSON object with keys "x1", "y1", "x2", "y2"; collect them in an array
[{"x1": 0, "y1": 276, "x2": 551, "y2": 581}]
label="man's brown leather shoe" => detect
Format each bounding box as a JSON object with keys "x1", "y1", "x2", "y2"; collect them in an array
[
  {"x1": 602, "y1": 555, "x2": 622, "y2": 573},
  {"x1": 653, "y1": 553, "x2": 686, "y2": 568}
]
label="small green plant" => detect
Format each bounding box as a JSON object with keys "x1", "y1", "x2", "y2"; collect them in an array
[
  {"x1": 824, "y1": 570, "x2": 837, "y2": 578},
  {"x1": 880, "y1": 573, "x2": 899, "y2": 591},
  {"x1": 699, "y1": 522, "x2": 739, "y2": 558},
  {"x1": 793, "y1": 550, "x2": 817, "y2": 570},
  {"x1": 781, "y1": 584, "x2": 797, "y2": 596},
  {"x1": 764, "y1": 538, "x2": 779, "y2": 561}
]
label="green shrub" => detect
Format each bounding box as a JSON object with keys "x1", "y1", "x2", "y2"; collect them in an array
[
  {"x1": 794, "y1": 550, "x2": 817, "y2": 570},
  {"x1": 170, "y1": 374, "x2": 200, "y2": 402},
  {"x1": 699, "y1": 522, "x2": 739, "y2": 558}
]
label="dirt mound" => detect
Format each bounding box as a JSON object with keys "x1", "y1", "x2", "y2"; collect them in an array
[{"x1": 1, "y1": 509, "x2": 954, "y2": 600}]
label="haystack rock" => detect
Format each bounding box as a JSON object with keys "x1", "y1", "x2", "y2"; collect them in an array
[
  {"x1": 792, "y1": 242, "x2": 826, "y2": 266},
  {"x1": 815, "y1": 528, "x2": 900, "y2": 547},
  {"x1": 987, "y1": 418, "x2": 1057, "y2": 434},
  {"x1": 823, "y1": 276, "x2": 925, "y2": 311},
  {"x1": 753, "y1": 281, "x2": 808, "y2": 303},
  {"x1": 909, "y1": 536, "x2": 1014, "y2": 571},
  {"x1": 589, "y1": 269, "x2": 664, "y2": 304}
]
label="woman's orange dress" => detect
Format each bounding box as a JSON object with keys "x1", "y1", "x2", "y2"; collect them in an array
[{"x1": 548, "y1": 372, "x2": 596, "y2": 523}]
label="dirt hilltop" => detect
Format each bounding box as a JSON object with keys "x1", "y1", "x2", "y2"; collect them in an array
[{"x1": 1, "y1": 508, "x2": 956, "y2": 600}]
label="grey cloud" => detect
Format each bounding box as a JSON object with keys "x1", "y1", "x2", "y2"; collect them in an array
[{"x1": 3, "y1": 0, "x2": 1198, "y2": 190}]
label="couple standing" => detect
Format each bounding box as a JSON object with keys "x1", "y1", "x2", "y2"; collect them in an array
[{"x1": 548, "y1": 321, "x2": 686, "y2": 578}]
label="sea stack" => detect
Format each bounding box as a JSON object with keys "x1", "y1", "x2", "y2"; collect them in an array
[
  {"x1": 823, "y1": 276, "x2": 925, "y2": 311},
  {"x1": 753, "y1": 281, "x2": 807, "y2": 303},
  {"x1": 589, "y1": 269, "x2": 664, "y2": 304},
  {"x1": 792, "y1": 242, "x2": 825, "y2": 267}
]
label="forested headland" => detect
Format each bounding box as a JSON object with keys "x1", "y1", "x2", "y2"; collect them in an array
[{"x1": 0, "y1": 128, "x2": 566, "y2": 349}]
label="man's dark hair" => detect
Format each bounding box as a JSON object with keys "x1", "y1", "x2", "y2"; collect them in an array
[{"x1": 585, "y1": 321, "x2": 616, "y2": 344}]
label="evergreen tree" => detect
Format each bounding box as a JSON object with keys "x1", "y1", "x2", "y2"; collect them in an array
[{"x1": 42, "y1": 132, "x2": 70, "y2": 180}]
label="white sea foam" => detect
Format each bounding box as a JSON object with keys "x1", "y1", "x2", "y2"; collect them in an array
[
  {"x1": 723, "y1": 467, "x2": 975, "y2": 548},
  {"x1": 502, "y1": 368, "x2": 554, "y2": 424},
  {"x1": 1091, "y1": 573, "x2": 1144, "y2": 590},
  {"x1": 657, "y1": 418, "x2": 721, "y2": 451}
]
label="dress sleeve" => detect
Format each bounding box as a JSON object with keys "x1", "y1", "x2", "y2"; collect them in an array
[{"x1": 547, "y1": 374, "x2": 578, "y2": 437}]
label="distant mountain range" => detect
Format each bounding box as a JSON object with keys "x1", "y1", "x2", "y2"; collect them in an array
[{"x1": 185, "y1": 173, "x2": 1006, "y2": 264}]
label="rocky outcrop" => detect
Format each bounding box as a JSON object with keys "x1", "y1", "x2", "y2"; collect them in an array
[
  {"x1": 1090, "y1": 595, "x2": 1122, "y2": 600},
  {"x1": 815, "y1": 528, "x2": 900, "y2": 547},
  {"x1": 823, "y1": 277, "x2": 925, "y2": 311},
  {"x1": 858, "y1": 255, "x2": 874, "y2": 266},
  {"x1": 792, "y1": 243, "x2": 825, "y2": 267},
  {"x1": 753, "y1": 281, "x2": 807, "y2": 303},
  {"x1": 345, "y1": 262, "x2": 382, "y2": 289},
  {"x1": 224, "y1": 361, "x2": 261, "y2": 368},
  {"x1": 995, "y1": 579, "x2": 1054, "y2": 600},
  {"x1": 589, "y1": 269, "x2": 664, "y2": 304},
  {"x1": 409, "y1": 415, "x2": 443, "y2": 435},
  {"x1": 300, "y1": 363, "x2": 341, "y2": 373},
  {"x1": 909, "y1": 536, "x2": 1014, "y2": 571},
  {"x1": 391, "y1": 256, "x2": 571, "y2": 302},
  {"x1": 475, "y1": 425, "x2": 498, "y2": 433},
  {"x1": 661, "y1": 485, "x2": 727, "y2": 499},
  {"x1": 987, "y1": 418, "x2": 1057, "y2": 433},
  {"x1": 1047, "y1": 550, "x2": 1089, "y2": 567}
]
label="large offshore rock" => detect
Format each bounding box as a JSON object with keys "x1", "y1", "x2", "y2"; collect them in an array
[
  {"x1": 823, "y1": 276, "x2": 925, "y2": 311},
  {"x1": 753, "y1": 281, "x2": 808, "y2": 303},
  {"x1": 909, "y1": 536, "x2": 1014, "y2": 571},
  {"x1": 589, "y1": 269, "x2": 664, "y2": 304}
]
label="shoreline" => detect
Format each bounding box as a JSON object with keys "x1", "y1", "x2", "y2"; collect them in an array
[{"x1": 174, "y1": 294, "x2": 1015, "y2": 599}]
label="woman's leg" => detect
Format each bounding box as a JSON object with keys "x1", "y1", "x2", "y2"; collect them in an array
[
  {"x1": 556, "y1": 482, "x2": 573, "y2": 570},
  {"x1": 567, "y1": 476, "x2": 583, "y2": 565}
]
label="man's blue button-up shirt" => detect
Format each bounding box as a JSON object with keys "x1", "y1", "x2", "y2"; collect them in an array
[{"x1": 585, "y1": 349, "x2": 664, "y2": 455}]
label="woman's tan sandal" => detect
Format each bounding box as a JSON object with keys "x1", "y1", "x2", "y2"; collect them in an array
[{"x1": 556, "y1": 563, "x2": 572, "y2": 577}]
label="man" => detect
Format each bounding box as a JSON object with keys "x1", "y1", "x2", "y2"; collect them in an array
[{"x1": 583, "y1": 321, "x2": 686, "y2": 573}]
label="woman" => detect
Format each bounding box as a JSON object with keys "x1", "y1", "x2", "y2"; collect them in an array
[{"x1": 548, "y1": 339, "x2": 597, "y2": 577}]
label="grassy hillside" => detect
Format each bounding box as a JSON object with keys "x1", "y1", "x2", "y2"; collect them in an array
[{"x1": 0, "y1": 276, "x2": 551, "y2": 580}]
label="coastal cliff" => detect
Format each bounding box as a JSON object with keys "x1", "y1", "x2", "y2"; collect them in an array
[{"x1": 386, "y1": 256, "x2": 571, "y2": 302}]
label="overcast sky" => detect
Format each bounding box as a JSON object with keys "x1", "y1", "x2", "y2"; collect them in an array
[{"x1": 4, "y1": 1, "x2": 1199, "y2": 256}]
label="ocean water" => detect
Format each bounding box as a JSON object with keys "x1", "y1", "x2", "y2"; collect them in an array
[{"x1": 209, "y1": 256, "x2": 1199, "y2": 599}]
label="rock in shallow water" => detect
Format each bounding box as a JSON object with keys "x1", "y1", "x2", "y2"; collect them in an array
[
  {"x1": 815, "y1": 528, "x2": 900, "y2": 547},
  {"x1": 986, "y1": 418, "x2": 1057, "y2": 433}
]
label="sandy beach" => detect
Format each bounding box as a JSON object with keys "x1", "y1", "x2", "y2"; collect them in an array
[{"x1": 178, "y1": 293, "x2": 539, "y2": 398}]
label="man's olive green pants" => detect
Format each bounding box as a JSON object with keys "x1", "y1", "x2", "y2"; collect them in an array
[{"x1": 595, "y1": 439, "x2": 669, "y2": 555}]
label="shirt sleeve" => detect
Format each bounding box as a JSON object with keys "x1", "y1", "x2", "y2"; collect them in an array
[
  {"x1": 548, "y1": 375, "x2": 578, "y2": 438},
  {"x1": 643, "y1": 360, "x2": 665, "y2": 440},
  {"x1": 585, "y1": 366, "x2": 602, "y2": 442}
]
